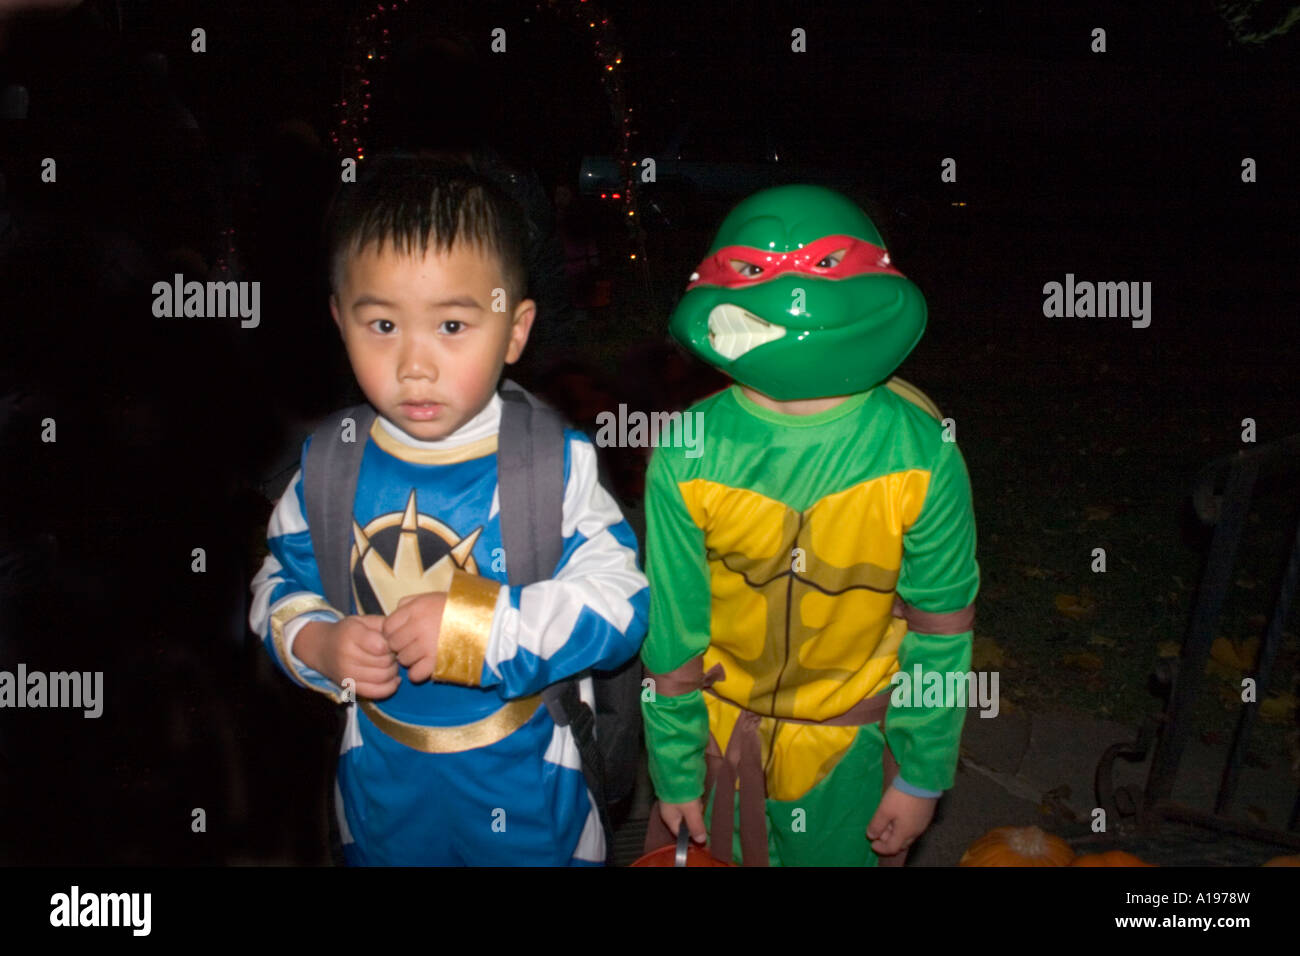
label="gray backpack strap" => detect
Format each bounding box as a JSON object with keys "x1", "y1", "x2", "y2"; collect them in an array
[
  {"x1": 303, "y1": 403, "x2": 376, "y2": 615},
  {"x1": 498, "y1": 380, "x2": 614, "y2": 858},
  {"x1": 497, "y1": 380, "x2": 566, "y2": 584},
  {"x1": 497, "y1": 382, "x2": 570, "y2": 720}
]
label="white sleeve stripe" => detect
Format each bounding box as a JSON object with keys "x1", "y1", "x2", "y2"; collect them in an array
[
  {"x1": 571, "y1": 796, "x2": 605, "y2": 862},
  {"x1": 486, "y1": 530, "x2": 642, "y2": 667},
  {"x1": 247, "y1": 551, "x2": 284, "y2": 636},
  {"x1": 543, "y1": 722, "x2": 583, "y2": 771},
  {"x1": 267, "y1": 468, "x2": 308, "y2": 537},
  {"x1": 334, "y1": 777, "x2": 355, "y2": 844},
  {"x1": 540, "y1": 676, "x2": 595, "y2": 772},
  {"x1": 340, "y1": 703, "x2": 363, "y2": 756},
  {"x1": 562, "y1": 439, "x2": 622, "y2": 539},
  {"x1": 486, "y1": 433, "x2": 644, "y2": 673}
]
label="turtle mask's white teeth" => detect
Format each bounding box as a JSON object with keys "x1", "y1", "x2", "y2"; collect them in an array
[{"x1": 707, "y1": 304, "x2": 787, "y2": 361}]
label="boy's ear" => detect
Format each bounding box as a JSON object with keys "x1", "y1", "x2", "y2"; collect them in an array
[
  {"x1": 504, "y1": 298, "x2": 537, "y2": 365},
  {"x1": 329, "y1": 294, "x2": 343, "y2": 334}
]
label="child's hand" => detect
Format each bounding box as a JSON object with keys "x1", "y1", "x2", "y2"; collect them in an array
[
  {"x1": 382, "y1": 592, "x2": 447, "y2": 683},
  {"x1": 866, "y1": 786, "x2": 938, "y2": 858},
  {"x1": 658, "y1": 798, "x2": 708, "y2": 845},
  {"x1": 297, "y1": 616, "x2": 400, "y2": 700}
]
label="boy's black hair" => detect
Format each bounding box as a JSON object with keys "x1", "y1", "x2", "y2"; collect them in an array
[{"x1": 324, "y1": 153, "x2": 529, "y2": 308}]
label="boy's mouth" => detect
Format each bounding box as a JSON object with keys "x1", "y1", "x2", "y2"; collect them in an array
[{"x1": 402, "y1": 401, "x2": 444, "y2": 421}]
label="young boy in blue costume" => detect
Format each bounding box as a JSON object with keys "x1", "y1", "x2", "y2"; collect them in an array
[{"x1": 249, "y1": 158, "x2": 649, "y2": 865}]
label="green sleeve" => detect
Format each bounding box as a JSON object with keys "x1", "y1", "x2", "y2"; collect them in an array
[
  {"x1": 640, "y1": 446, "x2": 713, "y2": 804},
  {"x1": 887, "y1": 437, "x2": 980, "y2": 792}
]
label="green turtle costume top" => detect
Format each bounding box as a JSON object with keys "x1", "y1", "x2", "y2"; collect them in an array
[{"x1": 641, "y1": 185, "x2": 980, "y2": 866}]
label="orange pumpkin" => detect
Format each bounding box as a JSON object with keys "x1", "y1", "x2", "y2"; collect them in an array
[
  {"x1": 1262, "y1": 855, "x2": 1300, "y2": 867},
  {"x1": 1070, "y1": 851, "x2": 1155, "y2": 867},
  {"x1": 959, "y1": 826, "x2": 1076, "y2": 867}
]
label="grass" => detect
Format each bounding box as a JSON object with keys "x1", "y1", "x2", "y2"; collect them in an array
[{"x1": 919, "y1": 332, "x2": 1300, "y2": 769}]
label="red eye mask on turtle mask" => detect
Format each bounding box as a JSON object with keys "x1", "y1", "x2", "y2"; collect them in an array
[{"x1": 686, "y1": 234, "x2": 904, "y2": 290}]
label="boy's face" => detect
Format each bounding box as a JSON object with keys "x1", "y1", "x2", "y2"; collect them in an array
[{"x1": 330, "y1": 239, "x2": 535, "y2": 441}]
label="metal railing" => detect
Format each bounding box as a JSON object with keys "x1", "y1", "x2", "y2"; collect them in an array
[{"x1": 1096, "y1": 432, "x2": 1300, "y2": 852}]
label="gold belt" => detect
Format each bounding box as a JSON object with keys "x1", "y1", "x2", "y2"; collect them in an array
[{"x1": 358, "y1": 695, "x2": 543, "y2": 753}]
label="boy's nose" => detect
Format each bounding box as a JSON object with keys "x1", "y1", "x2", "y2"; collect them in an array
[{"x1": 397, "y1": 341, "x2": 438, "y2": 381}]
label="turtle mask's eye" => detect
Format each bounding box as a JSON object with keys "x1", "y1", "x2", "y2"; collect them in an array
[
  {"x1": 816, "y1": 248, "x2": 847, "y2": 269},
  {"x1": 729, "y1": 259, "x2": 763, "y2": 278}
]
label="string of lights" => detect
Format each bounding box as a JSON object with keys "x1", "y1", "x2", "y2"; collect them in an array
[{"x1": 328, "y1": 0, "x2": 647, "y2": 275}]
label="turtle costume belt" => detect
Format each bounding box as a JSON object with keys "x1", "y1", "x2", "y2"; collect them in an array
[
  {"x1": 642, "y1": 660, "x2": 904, "y2": 868},
  {"x1": 642, "y1": 595, "x2": 974, "y2": 866}
]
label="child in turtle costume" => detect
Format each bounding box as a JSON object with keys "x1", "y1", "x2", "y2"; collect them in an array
[{"x1": 641, "y1": 184, "x2": 979, "y2": 866}]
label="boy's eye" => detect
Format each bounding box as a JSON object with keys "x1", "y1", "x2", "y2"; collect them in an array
[
  {"x1": 816, "y1": 249, "x2": 847, "y2": 269},
  {"x1": 729, "y1": 259, "x2": 763, "y2": 278},
  {"x1": 371, "y1": 319, "x2": 395, "y2": 334},
  {"x1": 441, "y1": 320, "x2": 464, "y2": 334}
]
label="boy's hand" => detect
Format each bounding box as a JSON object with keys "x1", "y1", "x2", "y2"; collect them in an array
[
  {"x1": 297, "y1": 616, "x2": 400, "y2": 700},
  {"x1": 382, "y1": 592, "x2": 447, "y2": 684},
  {"x1": 866, "y1": 786, "x2": 938, "y2": 858},
  {"x1": 658, "y1": 798, "x2": 708, "y2": 845}
]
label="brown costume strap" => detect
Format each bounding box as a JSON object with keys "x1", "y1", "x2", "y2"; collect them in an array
[
  {"x1": 702, "y1": 683, "x2": 906, "y2": 867},
  {"x1": 707, "y1": 708, "x2": 768, "y2": 865},
  {"x1": 644, "y1": 656, "x2": 724, "y2": 697},
  {"x1": 642, "y1": 657, "x2": 915, "y2": 866},
  {"x1": 892, "y1": 595, "x2": 976, "y2": 635}
]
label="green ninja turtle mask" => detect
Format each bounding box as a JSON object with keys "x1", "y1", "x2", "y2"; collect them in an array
[{"x1": 669, "y1": 184, "x2": 927, "y2": 401}]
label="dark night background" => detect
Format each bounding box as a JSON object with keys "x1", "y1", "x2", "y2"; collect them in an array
[{"x1": 0, "y1": 0, "x2": 1297, "y2": 866}]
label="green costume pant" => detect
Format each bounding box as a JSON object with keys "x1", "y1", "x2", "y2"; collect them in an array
[{"x1": 704, "y1": 722, "x2": 890, "y2": 866}]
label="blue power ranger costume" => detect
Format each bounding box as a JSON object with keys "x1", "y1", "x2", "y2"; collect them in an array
[{"x1": 249, "y1": 392, "x2": 649, "y2": 865}]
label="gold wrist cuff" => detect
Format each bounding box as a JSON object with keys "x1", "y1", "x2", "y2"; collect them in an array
[
  {"x1": 270, "y1": 593, "x2": 343, "y2": 697},
  {"x1": 433, "y1": 570, "x2": 500, "y2": 686}
]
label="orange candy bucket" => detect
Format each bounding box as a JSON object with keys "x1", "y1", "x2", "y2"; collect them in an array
[{"x1": 629, "y1": 822, "x2": 736, "y2": 867}]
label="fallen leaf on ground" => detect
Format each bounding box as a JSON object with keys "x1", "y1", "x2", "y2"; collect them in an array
[
  {"x1": 1054, "y1": 593, "x2": 1096, "y2": 620},
  {"x1": 1018, "y1": 564, "x2": 1056, "y2": 579},
  {"x1": 971, "y1": 635, "x2": 1008, "y2": 670},
  {"x1": 1157, "y1": 641, "x2": 1181, "y2": 658},
  {"x1": 1088, "y1": 634, "x2": 1117, "y2": 647},
  {"x1": 1063, "y1": 651, "x2": 1104, "y2": 671},
  {"x1": 1084, "y1": 505, "x2": 1114, "y2": 521},
  {"x1": 1259, "y1": 693, "x2": 1297, "y2": 724},
  {"x1": 1206, "y1": 636, "x2": 1260, "y2": 679}
]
